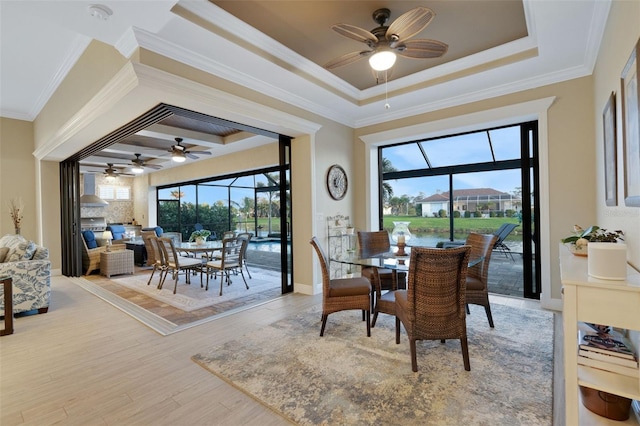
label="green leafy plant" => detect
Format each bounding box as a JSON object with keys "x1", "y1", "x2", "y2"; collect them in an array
[
  {"x1": 561, "y1": 225, "x2": 624, "y2": 246},
  {"x1": 189, "y1": 229, "x2": 211, "y2": 242}
]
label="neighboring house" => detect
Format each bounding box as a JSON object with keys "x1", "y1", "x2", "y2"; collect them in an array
[{"x1": 415, "y1": 188, "x2": 521, "y2": 217}]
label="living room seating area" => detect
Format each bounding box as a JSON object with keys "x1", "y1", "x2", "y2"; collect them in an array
[{"x1": 0, "y1": 233, "x2": 51, "y2": 316}]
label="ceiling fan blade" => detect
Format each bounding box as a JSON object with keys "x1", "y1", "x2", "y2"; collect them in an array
[
  {"x1": 324, "y1": 50, "x2": 371, "y2": 69},
  {"x1": 386, "y1": 7, "x2": 434, "y2": 43},
  {"x1": 188, "y1": 150, "x2": 211, "y2": 156},
  {"x1": 186, "y1": 153, "x2": 199, "y2": 160},
  {"x1": 332, "y1": 24, "x2": 377, "y2": 46},
  {"x1": 145, "y1": 164, "x2": 163, "y2": 170},
  {"x1": 396, "y1": 39, "x2": 448, "y2": 58}
]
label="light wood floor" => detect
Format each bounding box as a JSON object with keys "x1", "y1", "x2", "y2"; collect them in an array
[{"x1": 1, "y1": 276, "x2": 559, "y2": 425}]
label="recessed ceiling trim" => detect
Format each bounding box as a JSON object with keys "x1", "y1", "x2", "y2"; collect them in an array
[{"x1": 131, "y1": 28, "x2": 355, "y2": 127}]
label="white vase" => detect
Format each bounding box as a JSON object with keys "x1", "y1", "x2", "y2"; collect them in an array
[{"x1": 196, "y1": 237, "x2": 205, "y2": 245}]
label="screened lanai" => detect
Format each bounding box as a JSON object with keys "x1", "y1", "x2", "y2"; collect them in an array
[{"x1": 157, "y1": 168, "x2": 287, "y2": 243}]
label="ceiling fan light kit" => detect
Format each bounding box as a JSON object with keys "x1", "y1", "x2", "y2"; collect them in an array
[
  {"x1": 369, "y1": 50, "x2": 396, "y2": 71},
  {"x1": 326, "y1": 6, "x2": 446, "y2": 75},
  {"x1": 131, "y1": 166, "x2": 144, "y2": 174},
  {"x1": 172, "y1": 152, "x2": 186, "y2": 162}
]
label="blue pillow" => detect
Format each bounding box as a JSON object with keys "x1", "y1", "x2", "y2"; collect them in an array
[
  {"x1": 155, "y1": 226, "x2": 163, "y2": 237},
  {"x1": 107, "y1": 225, "x2": 127, "y2": 240},
  {"x1": 82, "y1": 230, "x2": 98, "y2": 249}
]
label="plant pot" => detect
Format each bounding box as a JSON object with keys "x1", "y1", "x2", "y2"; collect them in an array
[{"x1": 195, "y1": 237, "x2": 205, "y2": 245}]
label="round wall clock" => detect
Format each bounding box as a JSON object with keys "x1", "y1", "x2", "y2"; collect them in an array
[{"x1": 327, "y1": 165, "x2": 348, "y2": 200}]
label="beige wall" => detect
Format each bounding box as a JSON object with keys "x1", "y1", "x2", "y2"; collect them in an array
[
  {"x1": 0, "y1": 118, "x2": 36, "y2": 238},
  {"x1": 593, "y1": 0, "x2": 640, "y2": 270}
]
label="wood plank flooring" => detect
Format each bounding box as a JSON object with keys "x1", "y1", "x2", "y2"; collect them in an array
[{"x1": 0, "y1": 276, "x2": 558, "y2": 425}]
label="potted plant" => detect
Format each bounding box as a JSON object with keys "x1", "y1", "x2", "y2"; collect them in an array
[
  {"x1": 189, "y1": 229, "x2": 212, "y2": 245},
  {"x1": 561, "y1": 225, "x2": 624, "y2": 256}
]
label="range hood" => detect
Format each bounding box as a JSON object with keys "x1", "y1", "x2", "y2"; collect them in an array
[{"x1": 80, "y1": 174, "x2": 109, "y2": 207}]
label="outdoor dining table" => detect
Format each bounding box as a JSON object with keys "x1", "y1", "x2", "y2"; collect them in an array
[{"x1": 176, "y1": 240, "x2": 223, "y2": 258}]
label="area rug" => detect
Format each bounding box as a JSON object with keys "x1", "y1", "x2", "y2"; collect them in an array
[
  {"x1": 192, "y1": 303, "x2": 553, "y2": 425},
  {"x1": 110, "y1": 268, "x2": 281, "y2": 312}
]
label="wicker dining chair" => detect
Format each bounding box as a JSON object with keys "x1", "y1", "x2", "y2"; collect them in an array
[
  {"x1": 156, "y1": 237, "x2": 203, "y2": 294},
  {"x1": 310, "y1": 236, "x2": 371, "y2": 337},
  {"x1": 464, "y1": 232, "x2": 498, "y2": 328},
  {"x1": 395, "y1": 245, "x2": 471, "y2": 372},
  {"x1": 357, "y1": 230, "x2": 407, "y2": 318}
]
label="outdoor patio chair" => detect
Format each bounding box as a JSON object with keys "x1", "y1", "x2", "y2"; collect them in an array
[
  {"x1": 236, "y1": 232, "x2": 253, "y2": 279},
  {"x1": 464, "y1": 232, "x2": 498, "y2": 328},
  {"x1": 204, "y1": 237, "x2": 248, "y2": 295},
  {"x1": 156, "y1": 237, "x2": 203, "y2": 294},
  {"x1": 492, "y1": 223, "x2": 518, "y2": 261},
  {"x1": 395, "y1": 245, "x2": 471, "y2": 372},
  {"x1": 310, "y1": 236, "x2": 371, "y2": 337}
]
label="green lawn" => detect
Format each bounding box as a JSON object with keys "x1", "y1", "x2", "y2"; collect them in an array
[{"x1": 383, "y1": 215, "x2": 520, "y2": 235}]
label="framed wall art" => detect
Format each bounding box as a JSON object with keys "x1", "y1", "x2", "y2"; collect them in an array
[
  {"x1": 603, "y1": 92, "x2": 617, "y2": 206},
  {"x1": 621, "y1": 38, "x2": 640, "y2": 207}
]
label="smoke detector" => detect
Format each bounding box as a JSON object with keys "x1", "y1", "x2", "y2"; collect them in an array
[{"x1": 88, "y1": 4, "x2": 113, "y2": 21}]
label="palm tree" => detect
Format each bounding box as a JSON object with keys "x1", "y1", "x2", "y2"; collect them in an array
[{"x1": 381, "y1": 158, "x2": 396, "y2": 206}]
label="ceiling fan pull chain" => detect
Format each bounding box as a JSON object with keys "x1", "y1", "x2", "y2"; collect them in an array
[{"x1": 384, "y1": 70, "x2": 390, "y2": 110}]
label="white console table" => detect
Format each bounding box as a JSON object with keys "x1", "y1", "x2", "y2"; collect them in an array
[{"x1": 561, "y1": 246, "x2": 640, "y2": 424}]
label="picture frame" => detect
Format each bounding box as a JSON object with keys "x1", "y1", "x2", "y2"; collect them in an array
[
  {"x1": 603, "y1": 92, "x2": 617, "y2": 206},
  {"x1": 621, "y1": 38, "x2": 640, "y2": 207}
]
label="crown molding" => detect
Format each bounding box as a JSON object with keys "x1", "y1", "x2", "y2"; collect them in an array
[{"x1": 129, "y1": 27, "x2": 356, "y2": 127}]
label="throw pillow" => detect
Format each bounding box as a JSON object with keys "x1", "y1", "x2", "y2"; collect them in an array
[
  {"x1": 7, "y1": 240, "x2": 36, "y2": 262},
  {"x1": 32, "y1": 246, "x2": 49, "y2": 260},
  {"x1": 0, "y1": 247, "x2": 9, "y2": 263},
  {"x1": 82, "y1": 230, "x2": 98, "y2": 249}
]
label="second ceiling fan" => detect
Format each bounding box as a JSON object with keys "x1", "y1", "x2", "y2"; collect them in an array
[
  {"x1": 324, "y1": 6, "x2": 448, "y2": 72},
  {"x1": 169, "y1": 138, "x2": 212, "y2": 162}
]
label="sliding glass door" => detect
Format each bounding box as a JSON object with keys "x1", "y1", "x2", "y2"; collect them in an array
[{"x1": 379, "y1": 121, "x2": 540, "y2": 299}]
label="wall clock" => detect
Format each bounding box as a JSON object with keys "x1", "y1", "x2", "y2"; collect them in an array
[{"x1": 327, "y1": 165, "x2": 348, "y2": 200}]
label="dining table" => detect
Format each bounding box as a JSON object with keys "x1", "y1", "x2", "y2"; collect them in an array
[
  {"x1": 330, "y1": 246, "x2": 483, "y2": 277},
  {"x1": 176, "y1": 240, "x2": 223, "y2": 258}
]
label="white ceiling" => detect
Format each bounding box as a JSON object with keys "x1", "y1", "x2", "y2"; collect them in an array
[{"x1": 0, "y1": 0, "x2": 610, "y2": 173}]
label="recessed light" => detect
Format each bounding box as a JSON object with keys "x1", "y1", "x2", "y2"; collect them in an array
[{"x1": 88, "y1": 4, "x2": 113, "y2": 21}]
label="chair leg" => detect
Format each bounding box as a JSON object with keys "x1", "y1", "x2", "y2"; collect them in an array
[
  {"x1": 371, "y1": 310, "x2": 379, "y2": 328},
  {"x1": 219, "y1": 271, "x2": 225, "y2": 296},
  {"x1": 239, "y1": 269, "x2": 249, "y2": 289},
  {"x1": 173, "y1": 274, "x2": 179, "y2": 294},
  {"x1": 244, "y1": 262, "x2": 252, "y2": 279},
  {"x1": 147, "y1": 265, "x2": 157, "y2": 286},
  {"x1": 320, "y1": 313, "x2": 328, "y2": 337},
  {"x1": 461, "y1": 335, "x2": 471, "y2": 371},
  {"x1": 366, "y1": 310, "x2": 371, "y2": 337},
  {"x1": 485, "y1": 304, "x2": 495, "y2": 328},
  {"x1": 440, "y1": 339, "x2": 445, "y2": 343},
  {"x1": 410, "y1": 338, "x2": 418, "y2": 372},
  {"x1": 466, "y1": 304, "x2": 470, "y2": 315},
  {"x1": 395, "y1": 317, "x2": 401, "y2": 344}
]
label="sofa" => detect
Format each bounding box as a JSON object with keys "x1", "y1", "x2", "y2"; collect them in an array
[
  {"x1": 81, "y1": 230, "x2": 126, "y2": 275},
  {"x1": 0, "y1": 234, "x2": 51, "y2": 316}
]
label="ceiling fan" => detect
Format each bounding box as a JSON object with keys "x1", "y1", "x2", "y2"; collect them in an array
[
  {"x1": 324, "y1": 7, "x2": 448, "y2": 72},
  {"x1": 128, "y1": 153, "x2": 162, "y2": 173},
  {"x1": 103, "y1": 163, "x2": 133, "y2": 178},
  {"x1": 169, "y1": 138, "x2": 212, "y2": 163}
]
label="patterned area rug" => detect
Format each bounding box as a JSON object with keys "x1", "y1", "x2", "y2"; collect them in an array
[
  {"x1": 110, "y1": 268, "x2": 281, "y2": 312},
  {"x1": 193, "y1": 303, "x2": 553, "y2": 425}
]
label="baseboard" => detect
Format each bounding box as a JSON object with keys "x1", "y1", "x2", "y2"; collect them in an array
[
  {"x1": 541, "y1": 296, "x2": 562, "y2": 312},
  {"x1": 294, "y1": 282, "x2": 321, "y2": 296}
]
